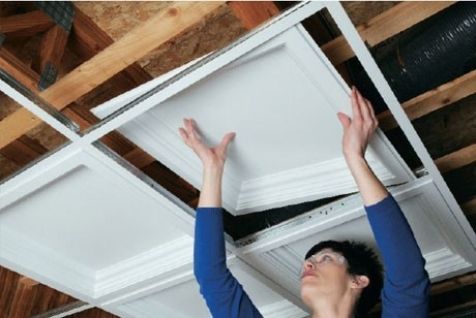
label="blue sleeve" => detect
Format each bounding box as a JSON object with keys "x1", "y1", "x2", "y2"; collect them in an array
[
  {"x1": 194, "y1": 207, "x2": 263, "y2": 318},
  {"x1": 365, "y1": 195, "x2": 430, "y2": 318}
]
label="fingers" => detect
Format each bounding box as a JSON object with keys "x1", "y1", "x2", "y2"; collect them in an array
[
  {"x1": 351, "y1": 87, "x2": 362, "y2": 123},
  {"x1": 216, "y1": 132, "x2": 236, "y2": 158},
  {"x1": 337, "y1": 112, "x2": 351, "y2": 129},
  {"x1": 353, "y1": 88, "x2": 379, "y2": 129},
  {"x1": 356, "y1": 89, "x2": 372, "y2": 123},
  {"x1": 178, "y1": 127, "x2": 190, "y2": 146}
]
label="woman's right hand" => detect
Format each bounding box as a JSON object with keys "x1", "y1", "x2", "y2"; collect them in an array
[{"x1": 179, "y1": 118, "x2": 235, "y2": 171}]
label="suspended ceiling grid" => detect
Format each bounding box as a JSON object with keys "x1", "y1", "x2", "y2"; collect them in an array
[{"x1": 0, "y1": 1, "x2": 474, "y2": 316}]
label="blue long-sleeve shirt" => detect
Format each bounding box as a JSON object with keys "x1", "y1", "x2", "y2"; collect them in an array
[{"x1": 194, "y1": 195, "x2": 430, "y2": 317}]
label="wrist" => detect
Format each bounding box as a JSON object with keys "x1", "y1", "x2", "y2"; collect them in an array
[
  {"x1": 203, "y1": 164, "x2": 224, "y2": 176},
  {"x1": 344, "y1": 154, "x2": 368, "y2": 170}
]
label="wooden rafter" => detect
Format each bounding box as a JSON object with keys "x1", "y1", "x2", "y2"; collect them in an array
[
  {"x1": 462, "y1": 197, "x2": 476, "y2": 218},
  {"x1": 322, "y1": 2, "x2": 455, "y2": 66},
  {"x1": 35, "y1": 25, "x2": 70, "y2": 90},
  {"x1": 0, "y1": 45, "x2": 150, "y2": 167},
  {"x1": 435, "y1": 143, "x2": 476, "y2": 174},
  {"x1": 228, "y1": 1, "x2": 279, "y2": 30},
  {"x1": 70, "y1": 7, "x2": 152, "y2": 87},
  {"x1": 378, "y1": 69, "x2": 476, "y2": 131},
  {"x1": 0, "y1": 10, "x2": 54, "y2": 38},
  {"x1": 18, "y1": 276, "x2": 39, "y2": 287},
  {"x1": 431, "y1": 271, "x2": 476, "y2": 295},
  {"x1": 0, "y1": 2, "x2": 224, "y2": 150}
]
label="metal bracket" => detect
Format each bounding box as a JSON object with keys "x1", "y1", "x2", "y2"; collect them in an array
[
  {"x1": 35, "y1": 1, "x2": 75, "y2": 32},
  {"x1": 38, "y1": 62, "x2": 58, "y2": 91}
]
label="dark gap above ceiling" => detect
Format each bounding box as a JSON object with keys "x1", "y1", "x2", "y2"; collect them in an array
[
  {"x1": 443, "y1": 161, "x2": 476, "y2": 205},
  {"x1": 223, "y1": 194, "x2": 348, "y2": 241}
]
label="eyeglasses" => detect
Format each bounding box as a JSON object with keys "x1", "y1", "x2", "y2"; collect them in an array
[{"x1": 304, "y1": 250, "x2": 347, "y2": 267}]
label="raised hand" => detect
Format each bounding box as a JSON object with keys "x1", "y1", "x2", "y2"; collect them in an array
[
  {"x1": 179, "y1": 118, "x2": 235, "y2": 207},
  {"x1": 337, "y1": 87, "x2": 387, "y2": 205},
  {"x1": 179, "y1": 118, "x2": 235, "y2": 171},
  {"x1": 337, "y1": 87, "x2": 379, "y2": 161}
]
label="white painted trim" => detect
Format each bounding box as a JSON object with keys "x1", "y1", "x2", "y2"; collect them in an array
[
  {"x1": 0, "y1": 226, "x2": 96, "y2": 303},
  {"x1": 43, "y1": 303, "x2": 95, "y2": 318},
  {"x1": 425, "y1": 248, "x2": 472, "y2": 279},
  {"x1": 236, "y1": 156, "x2": 394, "y2": 212},
  {"x1": 94, "y1": 236, "x2": 193, "y2": 298},
  {"x1": 0, "y1": 78, "x2": 79, "y2": 141},
  {"x1": 326, "y1": 2, "x2": 476, "y2": 249}
]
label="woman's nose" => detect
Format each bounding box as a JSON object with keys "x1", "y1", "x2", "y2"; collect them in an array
[{"x1": 304, "y1": 260, "x2": 315, "y2": 270}]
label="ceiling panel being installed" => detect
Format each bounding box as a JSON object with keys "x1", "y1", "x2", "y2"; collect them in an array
[{"x1": 92, "y1": 25, "x2": 413, "y2": 215}]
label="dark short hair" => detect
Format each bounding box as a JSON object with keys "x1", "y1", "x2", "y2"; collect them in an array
[{"x1": 305, "y1": 240, "x2": 383, "y2": 316}]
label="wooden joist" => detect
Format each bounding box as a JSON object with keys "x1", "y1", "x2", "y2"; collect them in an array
[
  {"x1": 431, "y1": 272, "x2": 476, "y2": 295},
  {"x1": 70, "y1": 7, "x2": 152, "y2": 87},
  {"x1": 0, "y1": 45, "x2": 137, "y2": 158},
  {"x1": 1, "y1": 136, "x2": 48, "y2": 167},
  {"x1": 322, "y1": 2, "x2": 455, "y2": 66},
  {"x1": 378, "y1": 69, "x2": 476, "y2": 131},
  {"x1": 18, "y1": 276, "x2": 39, "y2": 287},
  {"x1": 228, "y1": 1, "x2": 279, "y2": 30},
  {"x1": 0, "y1": 2, "x2": 224, "y2": 150},
  {"x1": 0, "y1": 10, "x2": 54, "y2": 38},
  {"x1": 435, "y1": 143, "x2": 476, "y2": 174},
  {"x1": 462, "y1": 197, "x2": 476, "y2": 217},
  {"x1": 35, "y1": 25, "x2": 70, "y2": 89}
]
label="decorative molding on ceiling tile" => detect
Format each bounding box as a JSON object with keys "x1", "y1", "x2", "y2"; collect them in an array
[
  {"x1": 236, "y1": 156, "x2": 393, "y2": 212},
  {"x1": 425, "y1": 248, "x2": 472, "y2": 279},
  {"x1": 94, "y1": 236, "x2": 193, "y2": 298},
  {"x1": 0, "y1": 226, "x2": 95, "y2": 297}
]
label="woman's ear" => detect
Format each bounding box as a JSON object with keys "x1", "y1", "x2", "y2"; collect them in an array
[{"x1": 351, "y1": 275, "x2": 370, "y2": 290}]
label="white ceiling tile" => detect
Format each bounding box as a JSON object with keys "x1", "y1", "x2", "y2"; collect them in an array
[{"x1": 92, "y1": 25, "x2": 412, "y2": 215}]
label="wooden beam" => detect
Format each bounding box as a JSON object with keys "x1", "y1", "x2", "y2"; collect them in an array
[
  {"x1": 0, "y1": 14, "x2": 157, "y2": 171},
  {"x1": 18, "y1": 276, "x2": 39, "y2": 287},
  {"x1": 70, "y1": 7, "x2": 152, "y2": 86},
  {"x1": 378, "y1": 69, "x2": 476, "y2": 131},
  {"x1": 228, "y1": 1, "x2": 280, "y2": 30},
  {"x1": 0, "y1": 10, "x2": 54, "y2": 38},
  {"x1": 0, "y1": 2, "x2": 224, "y2": 150},
  {"x1": 322, "y1": 2, "x2": 455, "y2": 66},
  {"x1": 123, "y1": 147, "x2": 155, "y2": 169},
  {"x1": 1, "y1": 136, "x2": 48, "y2": 166},
  {"x1": 462, "y1": 197, "x2": 476, "y2": 218},
  {"x1": 0, "y1": 46, "x2": 144, "y2": 161},
  {"x1": 0, "y1": 47, "x2": 41, "y2": 91},
  {"x1": 431, "y1": 272, "x2": 476, "y2": 295},
  {"x1": 435, "y1": 143, "x2": 476, "y2": 174},
  {"x1": 35, "y1": 25, "x2": 70, "y2": 89}
]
